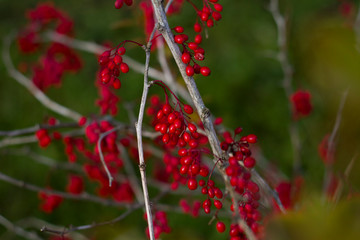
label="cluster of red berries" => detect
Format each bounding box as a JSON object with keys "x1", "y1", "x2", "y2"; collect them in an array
[
  {"x1": 220, "y1": 129, "x2": 262, "y2": 235},
  {"x1": 200, "y1": 178, "x2": 224, "y2": 215},
  {"x1": 193, "y1": 0, "x2": 223, "y2": 29},
  {"x1": 63, "y1": 136, "x2": 85, "y2": 163},
  {"x1": 173, "y1": 26, "x2": 211, "y2": 77},
  {"x1": 114, "y1": 0, "x2": 133, "y2": 9},
  {"x1": 145, "y1": 211, "x2": 171, "y2": 239},
  {"x1": 35, "y1": 129, "x2": 52, "y2": 148},
  {"x1": 98, "y1": 46, "x2": 129, "y2": 89}
]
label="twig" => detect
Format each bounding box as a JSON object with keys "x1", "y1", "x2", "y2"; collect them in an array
[
  {"x1": 97, "y1": 126, "x2": 124, "y2": 187},
  {"x1": 2, "y1": 33, "x2": 82, "y2": 121},
  {"x1": 41, "y1": 204, "x2": 142, "y2": 235},
  {"x1": 322, "y1": 89, "x2": 349, "y2": 195},
  {"x1": 0, "y1": 135, "x2": 37, "y2": 148},
  {"x1": 0, "y1": 171, "x2": 131, "y2": 208},
  {"x1": 0, "y1": 122, "x2": 79, "y2": 137},
  {"x1": 44, "y1": 31, "x2": 166, "y2": 81},
  {"x1": 268, "y1": 0, "x2": 301, "y2": 176},
  {"x1": 0, "y1": 214, "x2": 43, "y2": 240}
]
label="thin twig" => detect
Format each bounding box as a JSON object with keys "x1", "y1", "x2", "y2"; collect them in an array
[
  {"x1": 2, "y1": 33, "x2": 82, "y2": 121},
  {"x1": 0, "y1": 214, "x2": 43, "y2": 240},
  {"x1": 97, "y1": 126, "x2": 123, "y2": 186},
  {"x1": 0, "y1": 135, "x2": 37, "y2": 148},
  {"x1": 0, "y1": 122, "x2": 79, "y2": 137}
]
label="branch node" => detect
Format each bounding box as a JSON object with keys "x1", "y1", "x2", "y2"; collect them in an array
[
  {"x1": 201, "y1": 107, "x2": 211, "y2": 119},
  {"x1": 139, "y1": 163, "x2": 146, "y2": 171},
  {"x1": 157, "y1": 23, "x2": 165, "y2": 32}
]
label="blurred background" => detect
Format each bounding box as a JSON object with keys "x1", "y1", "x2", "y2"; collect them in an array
[{"x1": 1, "y1": 0, "x2": 360, "y2": 239}]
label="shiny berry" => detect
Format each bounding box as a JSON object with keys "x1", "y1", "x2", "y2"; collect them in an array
[{"x1": 216, "y1": 221, "x2": 226, "y2": 233}]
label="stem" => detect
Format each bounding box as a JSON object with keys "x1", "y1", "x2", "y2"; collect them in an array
[{"x1": 135, "y1": 45, "x2": 155, "y2": 240}]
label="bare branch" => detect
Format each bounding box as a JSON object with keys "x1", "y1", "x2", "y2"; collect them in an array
[{"x1": 2, "y1": 33, "x2": 82, "y2": 121}]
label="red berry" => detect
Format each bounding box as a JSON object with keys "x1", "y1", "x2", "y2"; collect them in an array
[
  {"x1": 162, "y1": 104, "x2": 172, "y2": 115},
  {"x1": 115, "y1": 0, "x2": 124, "y2": 9},
  {"x1": 247, "y1": 134, "x2": 257, "y2": 143},
  {"x1": 244, "y1": 157, "x2": 256, "y2": 168},
  {"x1": 186, "y1": 65, "x2": 194, "y2": 76},
  {"x1": 78, "y1": 117, "x2": 87, "y2": 126},
  {"x1": 117, "y1": 47, "x2": 126, "y2": 55},
  {"x1": 212, "y1": 11, "x2": 222, "y2": 21},
  {"x1": 199, "y1": 167, "x2": 209, "y2": 177},
  {"x1": 183, "y1": 104, "x2": 193, "y2": 114},
  {"x1": 114, "y1": 55, "x2": 123, "y2": 64},
  {"x1": 216, "y1": 221, "x2": 226, "y2": 233},
  {"x1": 207, "y1": 19, "x2": 214, "y2": 28},
  {"x1": 178, "y1": 148, "x2": 188, "y2": 156},
  {"x1": 200, "y1": 66, "x2": 211, "y2": 76},
  {"x1": 187, "y1": 123, "x2": 197, "y2": 132},
  {"x1": 182, "y1": 52, "x2": 191, "y2": 64},
  {"x1": 214, "y1": 4, "x2": 223, "y2": 12},
  {"x1": 194, "y1": 34, "x2": 202, "y2": 44},
  {"x1": 189, "y1": 139, "x2": 198, "y2": 148},
  {"x1": 174, "y1": 26, "x2": 184, "y2": 33},
  {"x1": 194, "y1": 23, "x2": 202, "y2": 32},
  {"x1": 120, "y1": 62, "x2": 129, "y2": 73},
  {"x1": 214, "y1": 200, "x2": 223, "y2": 209},
  {"x1": 188, "y1": 42, "x2": 198, "y2": 50},
  {"x1": 235, "y1": 127, "x2": 243, "y2": 135},
  {"x1": 187, "y1": 178, "x2": 198, "y2": 190},
  {"x1": 112, "y1": 78, "x2": 121, "y2": 89}
]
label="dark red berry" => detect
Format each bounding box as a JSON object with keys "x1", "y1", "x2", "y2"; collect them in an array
[
  {"x1": 183, "y1": 104, "x2": 193, "y2": 114},
  {"x1": 187, "y1": 178, "x2": 198, "y2": 190}
]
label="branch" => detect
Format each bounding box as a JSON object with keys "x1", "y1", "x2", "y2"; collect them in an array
[
  {"x1": 41, "y1": 204, "x2": 142, "y2": 235},
  {"x1": 135, "y1": 44, "x2": 155, "y2": 240},
  {"x1": 0, "y1": 122, "x2": 79, "y2": 137},
  {"x1": 0, "y1": 171, "x2": 131, "y2": 208},
  {"x1": 0, "y1": 214, "x2": 43, "y2": 240},
  {"x1": 2, "y1": 33, "x2": 82, "y2": 122}
]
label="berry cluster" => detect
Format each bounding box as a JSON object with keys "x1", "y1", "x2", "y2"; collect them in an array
[
  {"x1": 192, "y1": 0, "x2": 223, "y2": 29},
  {"x1": 179, "y1": 199, "x2": 202, "y2": 217},
  {"x1": 35, "y1": 129, "x2": 52, "y2": 148},
  {"x1": 17, "y1": 3, "x2": 82, "y2": 91},
  {"x1": 98, "y1": 46, "x2": 129, "y2": 89},
  {"x1": 220, "y1": 129, "x2": 262, "y2": 235},
  {"x1": 173, "y1": 26, "x2": 211, "y2": 77}
]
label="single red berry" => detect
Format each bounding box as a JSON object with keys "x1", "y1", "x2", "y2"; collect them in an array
[
  {"x1": 199, "y1": 167, "x2": 209, "y2": 177},
  {"x1": 78, "y1": 117, "x2": 87, "y2": 126},
  {"x1": 214, "y1": 3, "x2": 223, "y2": 12},
  {"x1": 187, "y1": 123, "x2": 197, "y2": 132},
  {"x1": 117, "y1": 47, "x2": 126, "y2": 55},
  {"x1": 194, "y1": 23, "x2": 202, "y2": 32},
  {"x1": 188, "y1": 42, "x2": 198, "y2": 50},
  {"x1": 162, "y1": 104, "x2": 172, "y2": 115},
  {"x1": 182, "y1": 52, "x2": 191, "y2": 64},
  {"x1": 183, "y1": 104, "x2": 193, "y2": 114},
  {"x1": 162, "y1": 133, "x2": 170, "y2": 144},
  {"x1": 201, "y1": 12, "x2": 209, "y2": 21},
  {"x1": 212, "y1": 11, "x2": 222, "y2": 21},
  {"x1": 235, "y1": 127, "x2": 243, "y2": 135},
  {"x1": 174, "y1": 119, "x2": 182, "y2": 129},
  {"x1": 187, "y1": 178, "x2": 198, "y2": 190},
  {"x1": 178, "y1": 148, "x2": 188, "y2": 156},
  {"x1": 214, "y1": 200, "x2": 223, "y2": 209},
  {"x1": 174, "y1": 26, "x2": 184, "y2": 33},
  {"x1": 189, "y1": 139, "x2": 198, "y2": 148},
  {"x1": 182, "y1": 132, "x2": 191, "y2": 142},
  {"x1": 115, "y1": 0, "x2": 124, "y2": 9},
  {"x1": 216, "y1": 221, "x2": 226, "y2": 233},
  {"x1": 244, "y1": 157, "x2": 256, "y2": 168},
  {"x1": 120, "y1": 62, "x2": 129, "y2": 73},
  {"x1": 186, "y1": 65, "x2": 194, "y2": 76},
  {"x1": 114, "y1": 55, "x2": 123, "y2": 64},
  {"x1": 167, "y1": 112, "x2": 176, "y2": 123},
  {"x1": 207, "y1": 19, "x2": 214, "y2": 28},
  {"x1": 194, "y1": 34, "x2": 202, "y2": 44},
  {"x1": 247, "y1": 134, "x2": 257, "y2": 143},
  {"x1": 200, "y1": 66, "x2": 211, "y2": 76},
  {"x1": 193, "y1": 63, "x2": 201, "y2": 74},
  {"x1": 112, "y1": 78, "x2": 121, "y2": 89}
]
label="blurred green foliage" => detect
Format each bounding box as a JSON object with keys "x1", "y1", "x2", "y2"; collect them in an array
[{"x1": 1, "y1": 0, "x2": 360, "y2": 239}]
